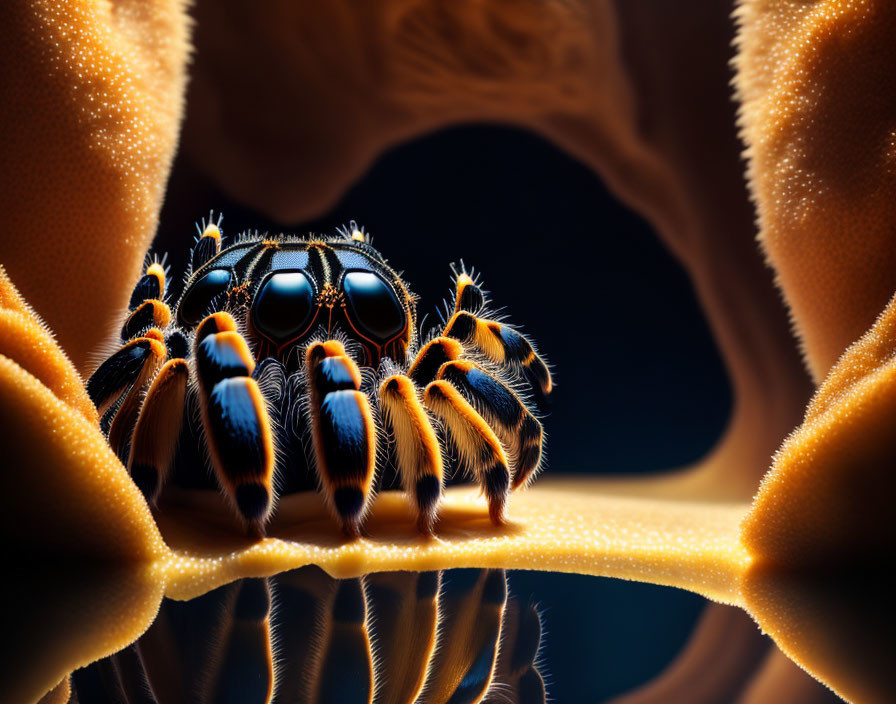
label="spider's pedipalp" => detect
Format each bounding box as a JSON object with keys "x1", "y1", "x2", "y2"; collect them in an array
[
  {"x1": 444, "y1": 311, "x2": 553, "y2": 398},
  {"x1": 379, "y1": 373, "x2": 444, "y2": 533},
  {"x1": 423, "y1": 380, "x2": 510, "y2": 525},
  {"x1": 127, "y1": 357, "x2": 189, "y2": 504},
  {"x1": 306, "y1": 340, "x2": 377, "y2": 537},
  {"x1": 195, "y1": 312, "x2": 275, "y2": 537},
  {"x1": 437, "y1": 360, "x2": 544, "y2": 490}
]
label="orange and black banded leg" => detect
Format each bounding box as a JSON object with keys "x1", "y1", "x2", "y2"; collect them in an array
[
  {"x1": 451, "y1": 270, "x2": 487, "y2": 315},
  {"x1": 195, "y1": 311, "x2": 275, "y2": 538},
  {"x1": 306, "y1": 340, "x2": 376, "y2": 537},
  {"x1": 88, "y1": 258, "x2": 178, "y2": 460},
  {"x1": 191, "y1": 218, "x2": 223, "y2": 272},
  {"x1": 87, "y1": 332, "x2": 168, "y2": 460},
  {"x1": 443, "y1": 311, "x2": 552, "y2": 400},
  {"x1": 436, "y1": 360, "x2": 543, "y2": 490},
  {"x1": 86, "y1": 333, "x2": 167, "y2": 416},
  {"x1": 407, "y1": 336, "x2": 463, "y2": 388},
  {"x1": 379, "y1": 374, "x2": 444, "y2": 533},
  {"x1": 121, "y1": 260, "x2": 172, "y2": 342},
  {"x1": 127, "y1": 357, "x2": 189, "y2": 505},
  {"x1": 129, "y1": 260, "x2": 166, "y2": 311},
  {"x1": 120, "y1": 299, "x2": 171, "y2": 342},
  {"x1": 423, "y1": 380, "x2": 510, "y2": 525}
]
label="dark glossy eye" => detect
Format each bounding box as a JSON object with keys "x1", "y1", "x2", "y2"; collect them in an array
[
  {"x1": 342, "y1": 271, "x2": 405, "y2": 342},
  {"x1": 252, "y1": 271, "x2": 315, "y2": 343},
  {"x1": 179, "y1": 269, "x2": 231, "y2": 326}
]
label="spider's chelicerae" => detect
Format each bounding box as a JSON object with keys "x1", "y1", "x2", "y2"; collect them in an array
[{"x1": 88, "y1": 217, "x2": 552, "y2": 537}]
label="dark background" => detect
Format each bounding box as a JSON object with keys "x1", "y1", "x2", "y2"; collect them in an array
[{"x1": 155, "y1": 124, "x2": 732, "y2": 701}]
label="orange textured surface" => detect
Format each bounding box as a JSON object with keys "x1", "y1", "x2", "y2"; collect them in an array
[
  {"x1": 0, "y1": 0, "x2": 190, "y2": 372},
  {"x1": 737, "y1": 0, "x2": 896, "y2": 381}
]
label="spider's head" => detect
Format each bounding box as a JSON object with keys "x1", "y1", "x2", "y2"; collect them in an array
[{"x1": 176, "y1": 225, "x2": 415, "y2": 368}]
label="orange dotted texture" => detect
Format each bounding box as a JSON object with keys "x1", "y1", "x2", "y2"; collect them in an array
[
  {"x1": 740, "y1": 289, "x2": 896, "y2": 704},
  {"x1": 0, "y1": 0, "x2": 190, "y2": 373},
  {"x1": 736, "y1": 0, "x2": 896, "y2": 382}
]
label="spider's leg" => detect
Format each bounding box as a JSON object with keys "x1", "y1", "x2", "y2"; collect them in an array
[
  {"x1": 407, "y1": 336, "x2": 463, "y2": 388},
  {"x1": 121, "y1": 299, "x2": 171, "y2": 342},
  {"x1": 86, "y1": 334, "x2": 167, "y2": 415},
  {"x1": 379, "y1": 373, "x2": 443, "y2": 533},
  {"x1": 436, "y1": 360, "x2": 543, "y2": 490},
  {"x1": 274, "y1": 566, "x2": 337, "y2": 702},
  {"x1": 127, "y1": 357, "x2": 189, "y2": 505},
  {"x1": 452, "y1": 271, "x2": 487, "y2": 315},
  {"x1": 122, "y1": 260, "x2": 171, "y2": 342},
  {"x1": 423, "y1": 380, "x2": 510, "y2": 525},
  {"x1": 493, "y1": 600, "x2": 546, "y2": 702},
  {"x1": 128, "y1": 261, "x2": 166, "y2": 312},
  {"x1": 306, "y1": 340, "x2": 377, "y2": 537},
  {"x1": 191, "y1": 220, "x2": 223, "y2": 272},
  {"x1": 444, "y1": 311, "x2": 552, "y2": 399},
  {"x1": 103, "y1": 331, "x2": 168, "y2": 461},
  {"x1": 195, "y1": 312, "x2": 275, "y2": 537}
]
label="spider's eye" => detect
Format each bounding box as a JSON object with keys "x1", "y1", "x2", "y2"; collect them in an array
[
  {"x1": 342, "y1": 271, "x2": 406, "y2": 342},
  {"x1": 179, "y1": 269, "x2": 231, "y2": 326},
  {"x1": 252, "y1": 271, "x2": 315, "y2": 343}
]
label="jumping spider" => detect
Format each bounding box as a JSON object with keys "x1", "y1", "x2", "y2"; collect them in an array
[{"x1": 88, "y1": 217, "x2": 552, "y2": 537}]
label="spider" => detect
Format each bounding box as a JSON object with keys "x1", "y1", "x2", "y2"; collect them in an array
[{"x1": 87, "y1": 217, "x2": 552, "y2": 538}]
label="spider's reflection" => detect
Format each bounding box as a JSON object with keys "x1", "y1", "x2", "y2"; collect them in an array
[{"x1": 72, "y1": 568, "x2": 545, "y2": 704}]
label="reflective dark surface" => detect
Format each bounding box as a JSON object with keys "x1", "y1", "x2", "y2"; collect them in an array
[{"x1": 72, "y1": 568, "x2": 546, "y2": 704}]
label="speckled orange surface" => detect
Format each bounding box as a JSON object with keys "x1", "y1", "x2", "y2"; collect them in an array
[
  {"x1": 0, "y1": 0, "x2": 189, "y2": 371},
  {"x1": 737, "y1": 0, "x2": 896, "y2": 382}
]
